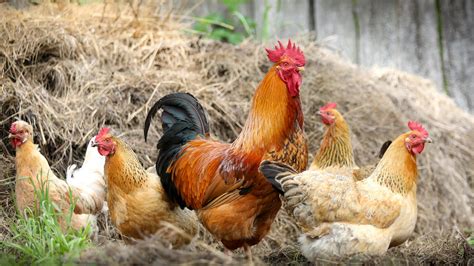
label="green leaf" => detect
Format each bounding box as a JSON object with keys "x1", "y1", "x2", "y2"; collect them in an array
[{"x1": 221, "y1": 0, "x2": 248, "y2": 12}]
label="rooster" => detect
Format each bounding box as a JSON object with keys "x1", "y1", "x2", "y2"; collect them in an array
[
  {"x1": 260, "y1": 121, "x2": 432, "y2": 260},
  {"x1": 311, "y1": 102, "x2": 391, "y2": 180},
  {"x1": 8, "y1": 120, "x2": 103, "y2": 231},
  {"x1": 144, "y1": 40, "x2": 308, "y2": 253},
  {"x1": 92, "y1": 128, "x2": 198, "y2": 246},
  {"x1": 66, "y1": 136, "x2": 107, "y2": 214}
]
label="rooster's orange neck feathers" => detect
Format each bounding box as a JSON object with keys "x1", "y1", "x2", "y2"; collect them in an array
[
  {"x1": 311, "y1": 112, "x2": 355, "y2": 169},
  {"x1": 369, "y1": 132, "x2": 418, "y2": 194},
  {"x1": 232, "y1": 65, "x2": 303, "y2": 154}
]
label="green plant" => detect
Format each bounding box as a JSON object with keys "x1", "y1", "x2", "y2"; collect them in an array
[
  {"x1": 258, "y1": 0, "x2": 272, "y2": 41},
  {"x1": 192, "y1": 0, "x2": 256, "y2": 44},
  {"x1": 468, "y1": 233, "x2": 474, "y2": 247},
  {"x1": 1, "y1": 175, "x2": 92, "y2": 265}
]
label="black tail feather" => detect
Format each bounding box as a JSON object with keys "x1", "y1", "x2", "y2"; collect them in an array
[
  {"x1": 144, "y1": 92, "x2": 209, "y2": 142},
  {"x1": 144, "y1": 93, "x2": 209, "y2": 209},
  {"x1": 259, "y1": 160, "x2": 297, "y2": 195},
  {"x1": 378, "y1": 140, "x2": 392, "y2": 159}
]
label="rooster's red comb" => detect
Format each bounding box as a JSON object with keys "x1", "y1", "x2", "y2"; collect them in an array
[
  {"x1": 408, "y1": 121, "x2": 428, "y2": 138},
  {"x1": 96, "y1": 127, "x2": 111, "y2": 141},
  {"x1": 266, "y1": 39, "x2": 305, "y2": 66},
  {"x1": 320, "y1": 102, "x2": 337, "y2": 112}
]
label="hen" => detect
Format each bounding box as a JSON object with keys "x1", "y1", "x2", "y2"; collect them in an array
[
  {"x1": 66, "y1": 136, "x2": 107, "y2": 214},
  {"x1": 311, "y1": 102, "x2": 391, "y2": 180},
  {"x1": 260, "y1": 121, "x2": 432, "y2": 260},
  {"x1": 8, "y1": 120, "x2": 103, "y2": 231},
  {"x1": 93, "y1": 128, "x2": 197, "y2": 246},
  {"x1": 310, "y1": 102, "x2": 356, "y2": 174},
  {"x1": 144, "y1": 40, "x2": 308, "y2": 252}
]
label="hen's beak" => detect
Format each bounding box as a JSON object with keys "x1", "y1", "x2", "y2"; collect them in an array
[
  {"x1": 424, "y1": 137, "x2": 433, "y2": 143},
  {"x1": 297, "y1": 66, "x2": 305, "y2": 72},
  {"x1": 316, "y1": 110, "x2": 322, "y2": 115}
]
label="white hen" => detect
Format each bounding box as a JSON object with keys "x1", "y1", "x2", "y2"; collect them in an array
[{"x1": 67, "y1": 136, "x2": 107, "y2": 213}]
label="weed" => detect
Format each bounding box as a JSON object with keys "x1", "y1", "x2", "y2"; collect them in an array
[
  {"x1": 192, "y1": 0, "x2": 256, "y2": 44},
  {"x1": 1, "y1": 174, "x2": 92, "y2": 265}
]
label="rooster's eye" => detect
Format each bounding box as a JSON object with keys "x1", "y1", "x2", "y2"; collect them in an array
[{"x1": 281, "y1": 62, "x2": 289, "y2": 67}]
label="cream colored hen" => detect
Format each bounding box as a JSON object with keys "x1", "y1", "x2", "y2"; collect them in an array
[
  {"x1": 260, "y1": 121, "x2": 432, "y2": 260},
  {"x1": 9, "y1": 120, "x2": 104, "y2": 231}
]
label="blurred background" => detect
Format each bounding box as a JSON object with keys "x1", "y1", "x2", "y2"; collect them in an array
[
  {"x1": 191, "y1": 0, "x2": 474, "y2": 113},
  {"x1": 6, "y1": 0, "x2": 473, "y2": 112}
]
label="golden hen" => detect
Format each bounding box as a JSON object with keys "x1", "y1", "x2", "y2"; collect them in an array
[
  {"x1": 93, "y1": 128, "x2": 198, "y2": 246},
  {"x1": 311, "y1": 102, "x2": 391, "y2": 180}
]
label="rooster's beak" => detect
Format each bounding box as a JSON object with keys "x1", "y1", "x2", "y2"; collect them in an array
[
  {"x1": 91, "y1": 140, "x2": 98, "y2": 147},
  {"x1": 424, "y1": 137, "x2": 433, "y2": 143},
  {"x1": 8, "y1": 133, "x2": 13, "y2": 138},
  {"x1": 316, "y1": 110, "x2": 322, "y2": 115},
  {"x1": 297, "y1": 66, "x2": 305, "y2": 72}
]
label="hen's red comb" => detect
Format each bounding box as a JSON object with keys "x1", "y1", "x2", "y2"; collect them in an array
[
  {"x1": 408, "y1": 121, "x2": 428, "y2": 137},
  {"x1": 266, "y1": 39, "x2": 305, "y2": 66},
  {"x1": 96, "y1": 127, "x2": 111, "y2": 141},
  {"x1": 9, "y1": 123, "x2": 17, "y2": 133},
  {"x1": 320, "y1": 102, "x2": 337, "y2": 112}
]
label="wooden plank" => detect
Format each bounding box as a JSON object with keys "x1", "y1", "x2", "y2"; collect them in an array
[
  {"x1": 355, "y1": 0, "x2": 400, "y2": 69},
  {"x1": 314, "y1": 0, "x2": 357, "y2": 62},
  {"x1": 397, "y1": 0, "x2": 442, "y2": 89},
  {"x1": 440, "y1": 0, "x2": 474, "y2": 110},
  {"x1": 354, "y1": 0, "x2": 443, "y2": 92}
]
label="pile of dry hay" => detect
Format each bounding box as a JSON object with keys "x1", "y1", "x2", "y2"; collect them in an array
[{"x1": 0, "y1": 3, "x2": 473, "y2": 264}]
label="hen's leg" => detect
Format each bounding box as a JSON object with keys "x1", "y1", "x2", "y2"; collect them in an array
[
  {"x1": 243, "y1": 244, "x2": 253, "y2": 265},
  {"x1": 223, "y1": 249, "x2": 233, "y2": 256}
]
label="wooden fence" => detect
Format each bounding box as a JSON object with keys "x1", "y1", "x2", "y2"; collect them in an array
[{"x1": 193, "y1": 0, "x2": 474, "y2": 112}]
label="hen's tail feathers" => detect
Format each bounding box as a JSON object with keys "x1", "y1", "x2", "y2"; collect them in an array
[
  {"x1": 378, "y1": 140, "x2": 392, "y2": 159},
  {"x1": 66, "y1": 164, "x2": 77, "y2": 181},
  {"x1": 259, "y1": 160, "x2": 298, "y2": 195},
  {"x1": 144, "y1": 93, "x2": 209, "y2": 209}
]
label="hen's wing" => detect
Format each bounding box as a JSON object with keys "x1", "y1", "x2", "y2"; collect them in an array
[
  {"x1": 260, "y1": 161, "x2": 401, "y2": 231},
  {"x1": 51, "y1": 180, "x2": 103, "y2": 215},
  {"x1": 169, "y1": 138, "x2": 261, "y2": 209}
]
